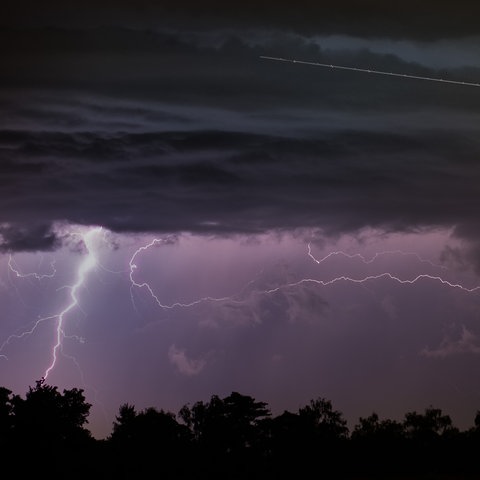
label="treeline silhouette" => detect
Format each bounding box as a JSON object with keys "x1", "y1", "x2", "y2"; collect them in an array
[{"x1": 1, "y1": 380, "x2": 480, "y2": 479}]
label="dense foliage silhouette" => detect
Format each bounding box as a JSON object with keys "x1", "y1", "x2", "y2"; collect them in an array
[{"x1": 1, "y1": 381, "x2": 480, "y2": 479}]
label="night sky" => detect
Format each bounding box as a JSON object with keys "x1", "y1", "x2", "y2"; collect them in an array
[{"x1": 2, "y1": 1, "x2": 480, "y2": 439}]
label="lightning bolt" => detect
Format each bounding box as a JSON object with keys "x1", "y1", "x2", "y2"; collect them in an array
[
  {"x1": 8, "y1": 255, "x2": 57, "y2": 280},
  {"x1": 280, "y1": 244, "x2": 479, "y2": 294},
  {"x1": 0, "y1": 314, "x2": 58, "y2": 361},
  {"x1": 128, "y1": 237, "x2": 480, "y2": 317},
  {"x1": 129, "y1": 238, "x2": 234, "y2": 310},
  {"x1": 0, "y1": 227, "x2": 102, "y2": 380},
  {"x1": 261, "y1": 273, "x2": 480, "y2": 295},
  {"x1": 6, "y1": 255, "x2": 57, "y2": 309},
  {"x1": 43, "y1": 227, "x2": 101, "y2": 379},
  {"x1": 307, "y1": 243, "x2": 447, "y2": 269}
]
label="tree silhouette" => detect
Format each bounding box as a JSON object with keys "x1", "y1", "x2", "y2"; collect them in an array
[
  {"x1": 402, "y1": 406, "x2": 459, "y2": 475},
  {"x1": 351, "y1": 413, "x2": 406, "y2": 475},
  {"x1": 404, "y1": 406, "x2": 457, "y2": 442},
  {"x1": 111, "y1": 403, "x2": 189, "y2": 448},
  {"x1": 179, "y1": 392, "x2": 270, "y2": 477},
  {"x1": 179, "y1": 392, "x2": 270, "y2": 452},
  {"x1": 0, "y1": 380, "x2": 95, "y2": 477},
  {"x1": 110, "y1": 402, "x2": 191, "y2": 477},
  {"x1": 264, "y1": 397, "x2": 349, "y2": 476},
  {"x1": 298, "y1": 397, "x2": 349, "y2": 441},
  {"x1": 111, "y1": 403, "x2": 137, "y2": 443},
  {"x1": 352, "y1": 412, "x2": 405, "y2": 442},
  {"x1": 12, "y1": 379, "x2": 91, "y2": 448},
  {"x1": 266, "y1": 410, "x2": 306, "y2": 474},
  {"x1": 2, "y1": 381, "x2": 480, "y2": 478},
  {"x1": 0, "y1": 387, "x2": 13, "y2": 447}
]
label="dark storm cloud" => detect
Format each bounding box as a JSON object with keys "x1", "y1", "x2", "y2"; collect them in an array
[
  {"x1": 0, "y1": 223, "x2": 59, "y2": 252},
  {"x1": 1, "y1": 27, "x2": 479, "y2": 114},
  {"x1": 2, "y1": 124, "x2": 480, "y2": 244},
  {"x1": 2, "y1": 1, "x2": 480, "y2": 40},
  {"x1": 1, "y1": 12, "x2": 480, "y2": 251}
]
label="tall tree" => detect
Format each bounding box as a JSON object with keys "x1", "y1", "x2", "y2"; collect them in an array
[
  {"x1": 12, "y1": 379, "x2": 91, "y2": 448},
  {"x1": 0, "y1": 387, "x2": 14, "y2": 446},
  {"x1": 404, "y1": 406, "x2": 456, "y2": 442},
  {"x1": 109, "y1": 402, "x2": 191, "y2": 476},
  {"x1": 179, "y1": 392, "x2": 271, "y2": 477},
  {"x1": 351, "y1": 413, "x2": 406, "y2": 475},
  {"x1": 298, "y1": 397, "x2": 349, "y2": 441},
  {"x1": 352, "y1": 412, "x2": 405, "y2": 442}
]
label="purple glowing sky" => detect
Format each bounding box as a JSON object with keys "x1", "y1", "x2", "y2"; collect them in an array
[
  {"x1": 2, "y1": 227, "x2": 480, "y2": 438},
  {"x1": 1, "y1": 1, "x2": 480, "y2": 438}
]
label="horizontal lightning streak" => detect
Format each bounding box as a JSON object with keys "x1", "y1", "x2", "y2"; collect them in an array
[
  {"x1": 129, "y1": 239, "x2": 480, "y2": 314},
  {"x1": 262, "y1": 273, "x2": 480, "y2": 295},
  {"x1": 307, "y1": 243, "x2": 447, "y2": 270},
  {"x1": 260, "y1": 56, "x2": 480, "y2": 87},
  {"x1": 8, "y1": 255, "x2": 57, "y2": 280}
]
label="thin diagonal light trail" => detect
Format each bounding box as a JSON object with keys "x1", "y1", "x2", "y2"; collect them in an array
[{"x1": 260, "y1": 56, "x2": 480, "y2": 87}]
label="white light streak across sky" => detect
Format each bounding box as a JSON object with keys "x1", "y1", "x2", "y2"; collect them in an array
[{"x1": 260, "y1": 56, "x2": 480, "y2": 87}]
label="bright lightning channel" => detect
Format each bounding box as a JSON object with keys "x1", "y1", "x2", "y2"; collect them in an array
[
  {"x1": 129, "y1": 238, "x2": 233, "y2": 310},
  {"x1": 0, "y1": 227, "x2": 102, "y2": 379},
  {"x1": 262, "y1": 272, "x2": 480, "y2": 296},
  {"x1": 8, "y1": 255, "x2": 57, "y2": 280},
  {"x1": 260, "y1": 56, "x2": 480, "y2": 88},
  {"x1": 129, "y1": 237, "x2": 480, "y2": 315},
  {"x1": 307, "y1": 243, "x2": 447, "y2": 269},
  {"x1": 43, "y1": 227, "x2": 102, "y2": 379}
]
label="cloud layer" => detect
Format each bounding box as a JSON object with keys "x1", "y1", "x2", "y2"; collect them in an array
[
  {"x1": 3, "y1": 1, "x2": 480, "y2": 40},
  {"x1": 1, "y1": 8, "x2": 480, "y2": 253}
]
